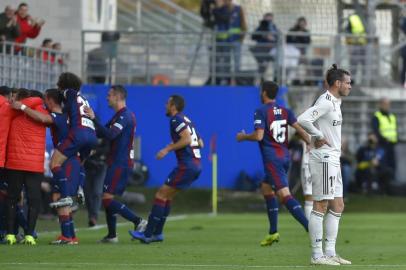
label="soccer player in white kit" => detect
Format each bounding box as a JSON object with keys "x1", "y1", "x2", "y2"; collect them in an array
[{"x1": 297, "y1": 64, "x2": 352, "y2": 266}]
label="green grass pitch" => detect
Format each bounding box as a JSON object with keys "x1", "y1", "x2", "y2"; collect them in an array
[{"x1": 1, "y1": 213, "x2": 405, "y2": 270}]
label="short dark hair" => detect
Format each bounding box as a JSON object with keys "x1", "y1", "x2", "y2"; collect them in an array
[
  {"x1": 57, "y1": 72, "x2": 82, "y2": 91},
  {"x1": 325, "y1": 64, "x2": 350, "y2": 87},
  {"x1": 15, "y1": 88, "x2": 30, "y2": 101},
  {"x1": 170, "y1": 95, "x2": 185, "y2": 112},
  {"x1": 45, "y1": 88, "x2": 63, "y2": 105},
  {"x1": 18, "y1": 3, "x2": 28, "y2": 9},
  {"x1": 30, "y1": 90, "x2": 44, "y2": 98},
  {"x1": 111, "y1": 85, "x2": 127, "y2": 100},
  {"x1": 42, "y1": 38, "x2": 52, "y2": 47},
  {"x1": 0, "y1": 86, "x2": 10, "y2": 97},
  {"x1": 261, "y1": 81, "x2": 279, "y2": 99}
]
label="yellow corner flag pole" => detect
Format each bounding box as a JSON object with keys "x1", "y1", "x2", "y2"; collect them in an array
[{"x1": 212, "y1": 152, "x2": 218, "y2": 216}]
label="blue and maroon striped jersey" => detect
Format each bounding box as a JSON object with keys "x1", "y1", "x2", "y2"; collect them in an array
[
  {"x1": 49, "y1": 112, "x2": 69, "y2": 148},
  {"x1": 62, "y1": 89, "x2": 95, "y2": 132},
  {"x1": 254, "y1": 102, "x2": 297, "y2": 161},
  {"x1": 95, "y1": 107, "x2": 136, "y2": 167},
  {"x1": 170, "y1": 113, "x2": 201, "y2": 164}
]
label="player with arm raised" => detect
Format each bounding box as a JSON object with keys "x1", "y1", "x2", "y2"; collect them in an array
[
  {"x1": 129, "y1": 95, "x2": 203, "y2": 244},
  {"x1": 297, "y1": 64, "x2": 352, "y2": 266},
  {"x1": 236, "y1": 81, "x2": 310, "y2": 247}
]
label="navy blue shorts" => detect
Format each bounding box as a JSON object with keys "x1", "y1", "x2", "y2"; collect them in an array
[
  {"x1": 103, "y1": 164, "x2": 131, "y2": 196},
  {"x1": 263, "y1": 159, "x2": 290, "y2": 191},
  {"x1": 165, "y1": 163, "x2": 202, "y2": 190},
  {"x1": 51, "y1": 156, "x2": 81, "y2": 196},
  {"x1": 57, "y1": 129, "x2": 97, "y2": 160}
]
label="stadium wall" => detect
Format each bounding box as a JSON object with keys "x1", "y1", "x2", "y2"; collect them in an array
[{"x1": 82, "y1": 85, "x2": 288, "y2": 189}]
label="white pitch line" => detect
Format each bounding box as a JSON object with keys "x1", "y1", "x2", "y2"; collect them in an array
[{"x1": 1, "y1": 262, "x2": 406, "y2": 269}]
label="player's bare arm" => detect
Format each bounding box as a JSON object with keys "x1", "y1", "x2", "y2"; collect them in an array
[
  {"x1": 156, "y1": 128, "x2": 192, "y2": 160},
  {"x1": 291, "y1": 122, "x2": 311, "y2": 145},
  {"x1": 84, "y1": 106, "x2": 95, "y2": 120},
  {"x1": 236, "y1": 129, "x2": 264, "y2": 142},
  {"x1": 12, "y1": 100, "x2": 53, "y2": 124}
]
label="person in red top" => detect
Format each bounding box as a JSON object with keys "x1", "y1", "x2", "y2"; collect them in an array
[
  {"x1": 14, "y1": 3, "x2": 44, "y2": 54},
  {"x1": 4, "y1": 89, "x2": 48, "y2": 245},
  {"x1": 0, "y1": 86, "x2": 12, "y2": 241}
]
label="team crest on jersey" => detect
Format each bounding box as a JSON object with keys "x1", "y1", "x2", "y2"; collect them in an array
[{"x1": 312, "y1": 110, "x2": 318, "y2": 116}]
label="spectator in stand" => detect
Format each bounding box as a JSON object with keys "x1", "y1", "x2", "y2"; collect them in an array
[
  {"x1": 213, "y1": 0, "x2": 247, "y2": 85},
  {"x1": 4, "y1": 89, "x2": 48, "y2": 245},
  {"x1": 355, "y1": 133, "x2": 392, "y2": 194},
  {"x1": 14, "y1": 3, "x2": 44, "y2": 54},
  {"x1": 286, "y1": 17, "x2": 311, "y2": 85},
  {"x1": 286, "y1": 17, "x2": 311, "y2": 55},
  {"x1": 0, "y1": 5, "x2": 20, "y2": 53},
  {"x1": 251, "y1": 13, "x2": 279, "y2": 81},
  {"x1": 372, "y1": 98, "x2": 398, "y2": 174},
  {"x1": 51, "y1": 42, "x2": 63, "y2": 65},
  {"x1": 39, "y1": 38, "x2": 52, "y2": 62}
]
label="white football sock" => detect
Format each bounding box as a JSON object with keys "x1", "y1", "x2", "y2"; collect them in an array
[
  {"x1": 304, "y1": 200, "x2": 313, "y2": 220},
  {"x1": 309, "y1": 210, "x2": 324, "y2": 259},
  {"x1": 324, "y1": 209, "x2": 342, "y2": 257}
]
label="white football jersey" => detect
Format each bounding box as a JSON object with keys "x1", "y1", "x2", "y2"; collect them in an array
[{"x1": 297, "y1": 91, "x2": 342, "y2": 164}]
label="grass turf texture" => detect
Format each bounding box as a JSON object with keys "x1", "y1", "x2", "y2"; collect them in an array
[{"x1": 1, "y1": 212, "x2": 405, "y2": 270}]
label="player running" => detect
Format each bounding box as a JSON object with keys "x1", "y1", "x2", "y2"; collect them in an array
[
  {"x1": 129, "y1": 94, "x2": 203, "y2": 243},
  {"x1": 236, "y1": 81, "x2": 310, "y2": 247},
  {"x1": 297, "y1": 64, "x2": 352, "y2": 266}
]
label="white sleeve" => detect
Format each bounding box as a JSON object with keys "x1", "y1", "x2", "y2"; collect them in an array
[{"x1": 297, "y1": 99, "x2": 332, "y2": 139}]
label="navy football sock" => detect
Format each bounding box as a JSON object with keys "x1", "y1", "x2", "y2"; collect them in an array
[
  {"x1": 52, "y1": 166, "x2": 68, "y2": 198},
  {"x1": 69, "y1": 214, "x2": 76, "y2": 238},
  {"x1": 144, "y1": 198, "x2": 166, "y2": 238},
  {"x1": 59, "y1": 215, "x2": 71, "y2": 238},
  {"x1": 264, "y1": 194, "x2": 279, "y2": 234},
  {"x1": 282, "y1": 195, "x2": 308, "y2": 231},
  {"x1": 105, "y1": 199, "x2": 141, "y2": 225},
  {"x1": 103, "y1": 199, "x2": 117, "y2": 238},
  {"x1": 154, "y1": 200, "x2": 171, "y2": 235}
]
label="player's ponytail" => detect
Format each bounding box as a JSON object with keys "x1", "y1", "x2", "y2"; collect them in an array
[{"x1": 325, "y1": 64, "x2": 350, "y2": 87}]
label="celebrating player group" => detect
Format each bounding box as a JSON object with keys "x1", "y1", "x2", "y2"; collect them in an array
[{"x1": 1, "y1": 64, "x2": 352, "y2": 265}]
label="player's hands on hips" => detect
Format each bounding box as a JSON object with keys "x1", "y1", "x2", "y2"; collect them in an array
[
  {"x1": 236, "y1": 130, "x2": 246, "y2": 142},
  {"x1": 84, "y1": 106, "x2": 95, "y2": 120},
  {"x1": 156, "y1": 147, "x2": 169, "y2": 160},
  {"x1": 11, "y1": 101, "x2": 23, "y2": 110},
  {"x1": 314, "y1": 138, "x2": 330, "y2": 149}
]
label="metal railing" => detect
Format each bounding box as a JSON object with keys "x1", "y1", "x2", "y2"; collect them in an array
[
  {"x1": 81, "y1": 30, "x2": 400, "y2": 87},
  {"x1": 0, "y1": 41, "x2": 68, "y2": 90}
]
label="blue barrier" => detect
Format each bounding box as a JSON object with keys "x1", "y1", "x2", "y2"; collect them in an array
[{"x1": 82, "y1": 85, "x2": 288, "y2": 189}]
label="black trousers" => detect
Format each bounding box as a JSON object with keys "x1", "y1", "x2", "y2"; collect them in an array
[{"x1": 6, "y1": 169, "x2": 42, "y2": 236}]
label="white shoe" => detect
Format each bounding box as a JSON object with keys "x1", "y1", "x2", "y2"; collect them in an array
[
  {"x1": 328, "y1": 254, "x2": 352, "y2": 265},
  {"x1": 311, "y1": 255, "x2": 340, "y2": 266},
  {"x1": 49, "y1": 197, "x2": 73, "y2": 208},
  {"x1": 98, "y1": 236, "x2": 118, "y2": 244},
  {"x1": 136, "y1": 219, "x2": 148, "y2": 232}
]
